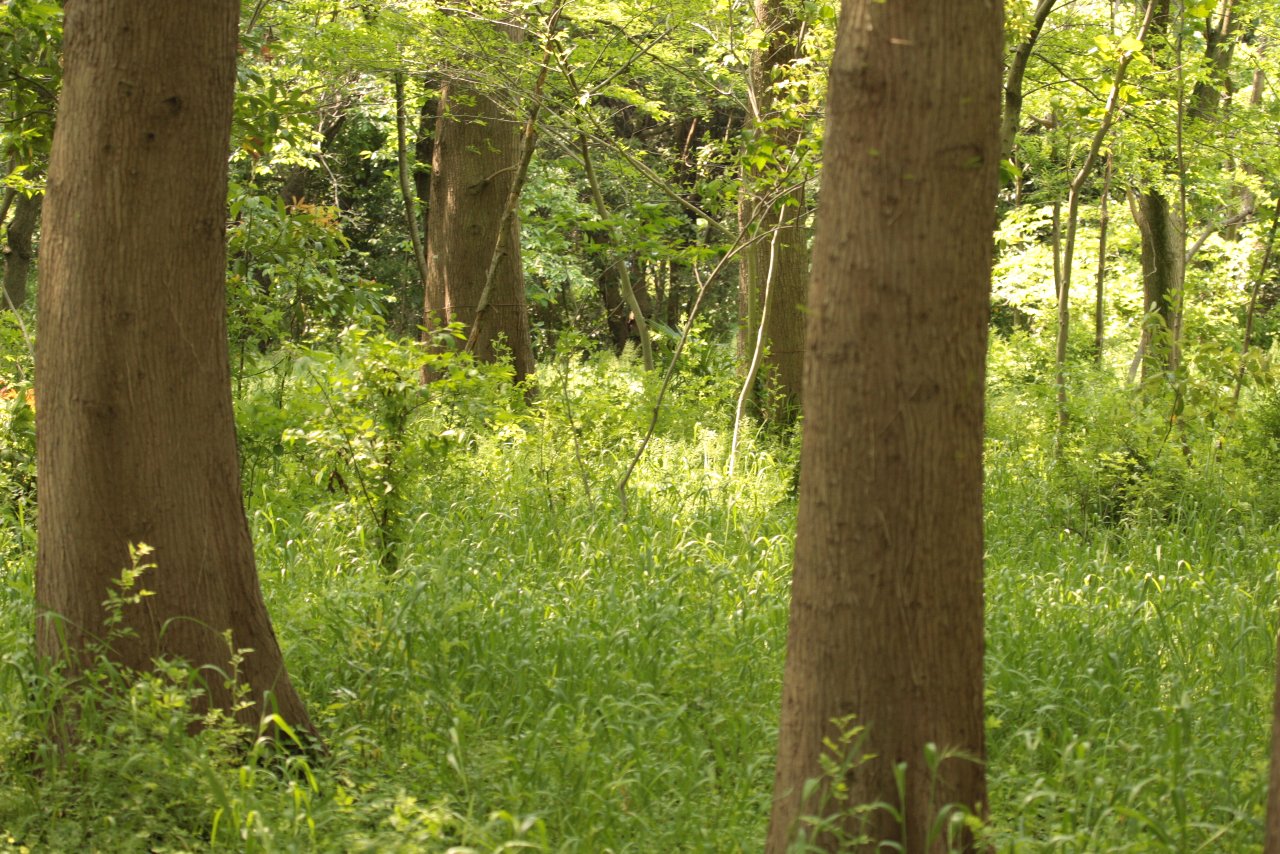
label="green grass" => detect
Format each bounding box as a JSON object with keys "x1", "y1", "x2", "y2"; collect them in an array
[{"x1": 0, "y1": 344, "x2": 1276, "y2": 851}]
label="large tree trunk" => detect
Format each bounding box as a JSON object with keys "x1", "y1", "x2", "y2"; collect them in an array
[
  {"x1": 738, "y1": 0, "x2": 809, "y2": 424},
  {"x1": 422, "y1": 76, "x2": 534, "y2": 382},
  {"x1": 765, "y1": 0, "x2": 1000, "y2": 850},
  {"x1": 36, "y1": 0, "x2": 312, "y2": 734},
  {"x1": 3, "y1": 190, "x2": 40, "y2": 310}
]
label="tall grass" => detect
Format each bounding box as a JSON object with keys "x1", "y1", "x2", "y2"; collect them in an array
[{"x1": 0, "y1": 336, "x2": 1276, "y2": 851}]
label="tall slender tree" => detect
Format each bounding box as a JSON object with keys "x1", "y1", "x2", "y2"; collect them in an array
[
  {"x1": 1055, "y1": 2, "x2": 1154, "y2": 424},
  {"x1": 766, "y1": 0, "x2": 1001, "y2": 849},
  {"x1": 1131, "y1": 0, "x2": 1185, "y2": 380},
  {"x1": 1001, "y1": 0, "x2": 1058, "y2": 178},
  {"x1": 395, "y1": 73, "x2": 430, "y2": 313},
  {"x1": 36, "y1": 0, "x2": 312, "y2": 732},
  {"x1": 738, "y1": 0, "x2": 810, "y2": 424}
]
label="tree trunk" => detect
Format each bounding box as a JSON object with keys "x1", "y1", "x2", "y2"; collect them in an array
[
  {"x1": 632, "y1": 257, "x2": 654, "y2": 321},
  {"x1": 765, "y1": 0, "x2": 1000, "y2": 849},
  {"x1": 1189, "y1": 0, "x2": 1237, "y2": 122},
  {"x1": 591, "y1": 222, "x2": 630, "y2": 353},
  {"x1": 3, "y1": 191, "x2": 40, "y2": 310},
  {"x1": 653, "y1": 261, "x2": 668, "y2": 329},
  {"x1": 1134, "y1": 188, "x2": 1185, "y2": 379},
  {"x1": 0, "y1": 185, "x2": 14, "y2": 230},
  {"x1": 394, "y1": 90, "x2": 437, "y2": 337},
  {"x1": 1054, "y1": 0, "x2": 1155, "y2": 423},
  {"x1": 1000, "y1": 0, "x2": 1057, "y2": 174},
  {"x1": 738, "y1": 0, "x2": 809, "y2": 424},
  {"x1": 422, "y1": 77, "x2": 534, "y2": 381},
  {"x1": 581, "y1": 138, "x2": 653, "y2": 369},
  {"x1": 1131, "y1": 0, "x2": 1185, "y2": 380},
  {"x1": 36, "y1": 0, "x2": 312, "y2": 734},
  {"x1": 1187, "y1": 3, "x2": 1246, "y2": 242},
  {"x1": 1095, "y1": 153, "x2": 1112, "y2": 363},
  {"x1": 666, "y1": 261, "x2": 685, "y2": 329},
  {"x1": 1053, "y1": 198, "x2": 1067, "y2": 425},
  {"x1": 413, "y1": 92, "x2": 436, "y2": 238},
  {"x1": 395, "y1": 73, "x2": 430, "y2": 316}
]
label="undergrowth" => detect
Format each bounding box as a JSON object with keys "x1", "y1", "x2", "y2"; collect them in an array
[{"x1": 0, "y1": 324, "x2": 1277, "y2": 851}]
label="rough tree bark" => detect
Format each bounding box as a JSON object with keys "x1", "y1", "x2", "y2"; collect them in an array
[
  {"x1": 3, "y1": 191, "x2": 40, "y2": 310},
  {"x1": 421, "y1": 74, "x2": 534, "y2": 382},
  {"x1": 36, "y1": 0, "x2": 313, "y2": 733},
  {"x1": 765, "y1": 0, "x2": 1001, "y2": 850}
]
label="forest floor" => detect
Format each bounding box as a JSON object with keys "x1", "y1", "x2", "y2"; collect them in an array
[{"x1": 0, "y1": 341, "x2": 1276, "y2": 852}]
